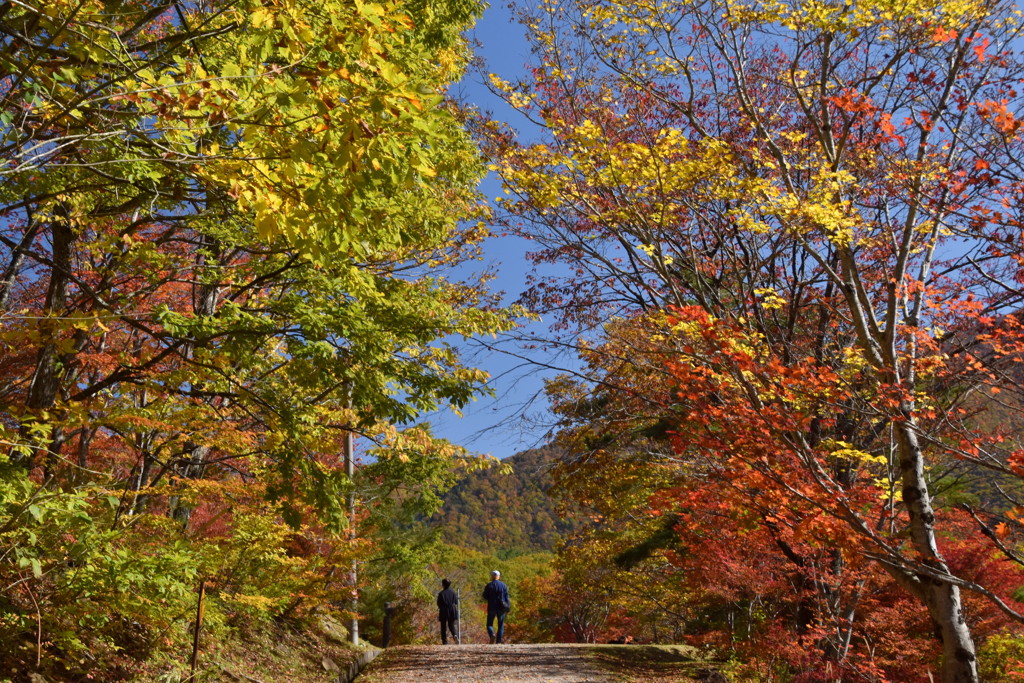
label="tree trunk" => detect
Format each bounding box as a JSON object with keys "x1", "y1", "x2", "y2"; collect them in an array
[
  {"x1": 895, "y1": 412, "x2": 977, "y2": 683},
  {"x1": 169, "y1": 444, "x2": 210, "y2": 526},
  {"x1": 168, "y1": 235, "x2": 220, "y2": 526},
  {"x1": 841, "y1": 235, "x2": 978, "y2": 681},
  {"x1": 20, "y1": 205, "x2": 73, "y2": 468},
  {"x1": 342, "y1": 407, "x2": 359, "y2": 645},
  {"x1": 26, "y1": 208, "x2": 72, "y2": 413},
  {"x1": 128, "y1": 446, "x2": 155, "y2": 516},
  {"x1": 0, "y1": 213, "x2": 41, "y2": 310}
]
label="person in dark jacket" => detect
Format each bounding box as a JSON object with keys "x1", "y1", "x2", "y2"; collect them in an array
[
  {"x1": 482, "y1": 570, "x2": 509, "y2": 644},
  {"x1": 437, "y1": 578, "x2": 459, "y2": 644}
]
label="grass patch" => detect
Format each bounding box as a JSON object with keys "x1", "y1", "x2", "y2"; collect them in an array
[{"x1": 140, "y1": 613, "x2": 369, "y2": 682}]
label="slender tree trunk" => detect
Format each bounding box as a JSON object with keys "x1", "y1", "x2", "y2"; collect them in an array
[
  {"x1": 342, "y1": 404, "x2": 359, "y2": 645},
  {"x1": 0, "y1": 212, "x2": 41, "y2": 310},
  {"x1": 26, "y1": 208, "x2": 72, "y2": 413},
  {"x1": 72, "y1": 426, "x2": 94, "y2": 485},
  {"x1": 128, "y1": 447, "x2": 155, "y2": 516},
  {"x1": 894, "y1": 413, "x2": 977, "y2": 683},
  {"x1": 834, "y1": 585, "x2": 861, "y2": 662},
  {"x1": 169, "y1": 235, "x2": 220, "y2": 526},
  {"x1": 840, "y1": 232, "x2": 978, "y2": 681},
  {"x1": 21, "y1": 205, "x2": 73, "y2": 468},
  {"x1": 170, "y1": 443, "x2": 210, "y2": 526},
  {"x1": 125, "y1": 346, "x2": 154, "y2": 516}
]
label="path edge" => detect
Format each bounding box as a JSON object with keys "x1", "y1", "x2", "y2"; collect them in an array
[{"x1": 333, "y1": 646, "x2": 383, "y2": 683}]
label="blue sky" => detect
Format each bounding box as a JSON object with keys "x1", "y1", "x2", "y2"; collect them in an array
[{"x1": 424, "y1": 2, "x2": 568, "y2": 460}]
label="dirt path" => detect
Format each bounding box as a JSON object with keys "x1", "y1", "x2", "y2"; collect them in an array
[
  {"x1": 357, "y1": 644, "x2": 615, "y2": 682},
  {"x1": 356, "y1": 643, "x2": 720, "y2": 682}
]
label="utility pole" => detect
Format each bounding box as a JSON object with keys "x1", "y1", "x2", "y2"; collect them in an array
[{"x1": 343, "y1": 387, "x2": 359, "y2": 646}]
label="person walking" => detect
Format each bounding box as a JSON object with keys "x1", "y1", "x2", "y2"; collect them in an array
[
  {"x1": 437, "y1": 578, "x2": 459, "y2": 644},
  {"x1": 482, "y1": 570, "x2": 509, "y2": 644}
]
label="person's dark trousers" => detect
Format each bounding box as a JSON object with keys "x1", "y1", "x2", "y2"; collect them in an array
[
  {"x1": 441, "y1": 617, "x2": 458, "y2": 644},
  {"x1": 486, "y1": 611, "x2": 505, "y2": 644}
]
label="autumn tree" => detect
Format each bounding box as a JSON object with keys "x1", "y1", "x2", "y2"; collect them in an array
[
  {"x1": 0, "y1": 0, "x2": 518, "y2": 675},
  {"x1": 488, "y1": 0, "x2": 1024, "y2": 679}
]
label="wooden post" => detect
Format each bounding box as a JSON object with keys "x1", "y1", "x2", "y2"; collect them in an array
[
  {"x1": 457, "y1": 588, "x2": 461, "y2": 644},
  {"x1": 189, "y1": 580, "x2": 206, "y2": 681}
]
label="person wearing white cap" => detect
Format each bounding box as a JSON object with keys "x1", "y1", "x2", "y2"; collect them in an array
[{"x1": 482, "y1": 570, "x2": 510, "y2": 644}]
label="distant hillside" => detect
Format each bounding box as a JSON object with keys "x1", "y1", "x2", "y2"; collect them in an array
[{"x1": 432, "y1": 446, "x2": 586, "y2": 555}]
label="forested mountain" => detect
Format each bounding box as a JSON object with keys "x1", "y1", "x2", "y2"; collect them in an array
[{"x1": 431, "y1": 447, "x2": 586, "y2": 554}]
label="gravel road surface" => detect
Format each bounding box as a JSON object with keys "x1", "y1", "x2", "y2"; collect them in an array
[{"x1": 357, "y1": 644, "x2": 617, "y2": 682}]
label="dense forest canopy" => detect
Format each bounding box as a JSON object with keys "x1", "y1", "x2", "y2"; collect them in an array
[{"x1": 5, "y1": 0, "x2": 1024, "y2": 681}]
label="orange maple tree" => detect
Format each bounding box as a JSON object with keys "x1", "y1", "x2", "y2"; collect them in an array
[{"x1": 488, "y1": 0, "x2": 1024, "y2": 679}]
